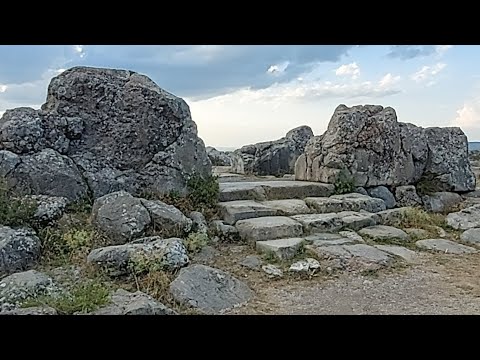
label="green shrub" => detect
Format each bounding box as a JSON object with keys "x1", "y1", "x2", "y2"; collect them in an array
[
  {"x1": 334, "y1": 169, "x2": 356, "y2": 195},
  {"x1": 0, "y1": 178, "x2": 38, "y2": 227},
  {"x1": 187, "y1": 173, "x2": 219, "y2": 210},
  {"x1": 183, "y1": 232, "x2": 210, "y2": 254},
  {"x1": 37, "y1": 225, "x2": 100, "y2": 266}
]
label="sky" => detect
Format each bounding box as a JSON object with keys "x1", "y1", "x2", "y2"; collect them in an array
[{"x1": 0, "y1": 45, "x2": 479, "y2": 149}]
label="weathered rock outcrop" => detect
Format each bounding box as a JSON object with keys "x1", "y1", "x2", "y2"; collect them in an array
[
  {"x1": 231, "y1": 125, "x2": 314, "y2": 176},
  {"x1": 0, "y1": 66, "x2": 211, "y2": 201},
  {"x1": 206, "y1": 147, "x2": 232, "y2": 166},
  {"x1": 295, "y1": 105, "x2": 475, "y2": 192}
]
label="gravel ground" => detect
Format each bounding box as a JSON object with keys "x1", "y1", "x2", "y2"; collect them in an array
[{"x1": 225, "y1": 252, "x2": 480, "y2": 315}]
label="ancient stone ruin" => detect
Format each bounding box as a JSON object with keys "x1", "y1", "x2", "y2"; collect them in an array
[
  {"x1": 0, "y1": 66, "x2": 212, "y2": 201},
  {"x1": 295, "y1": 104, "x2": 476, "y2": 193},
  {"x1": 231, "y1": 125, "x2": 313, "y2": 176}
]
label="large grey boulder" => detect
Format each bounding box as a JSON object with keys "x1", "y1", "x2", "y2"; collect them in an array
[
  {"x1": 0, "y1": 270, "x2": 59, "y2": 311},
  {"x1": 87, "y1": 237, "x2": 189, "y2": 276},
  {"x1": 0, "y1": 66, "x2": 211, "y2": 199},
  {"x1": 91, "y1": 289, "x2": 177, "y2": 315},
  {"x1": 295, "y1": 105, "x2": 475, "y2": 192},
  {"x1": 206, "y1": 147, "x2": 232, "y2": 166},
  {"x1": 231, "y1": 125, "x2": 314, "y2": 176},
  {"x1": 0, "y1": 226, "x2": 41, "y2": 275},
  {"x1": 92, "y1": 191, "x2": 191, "y2": 244},
  {"x1": 3, "y1": 148, "x2": 89, "y2": 202},
  {"x1": 169, "y1": 264, "x2": 253, "y2": 314}
]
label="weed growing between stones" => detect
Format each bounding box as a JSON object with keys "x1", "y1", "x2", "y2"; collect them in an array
[
  {"x1": 334, "y1": 169, "x2": 356, "y2": 195},
  {"x1": 399, "y1": 207, "x2": 448, "y2": 232},
  {"x1": 141, "y1": 173, "x2": 220, "y2": 221},
  {"x1": 183, "y1": 232, "x2": 210, "y2": 254},
  {"x1": 21, "y1": 278, "x2": 111, "y2": 315},
  {"x1": 37, "y1": 219, "x2": 109, "y2": 267},
  {"x1": 0, "y1": 177, "x2": 38, "y2": 227}
]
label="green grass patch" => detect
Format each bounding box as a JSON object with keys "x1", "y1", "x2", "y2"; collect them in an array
[{"x1": 22, "y1": 279, "x2": 110, "y2": 315}]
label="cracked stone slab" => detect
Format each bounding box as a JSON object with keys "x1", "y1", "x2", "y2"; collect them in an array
[{"x1": 415, "y1": 239, "x2": 478, "y2": 254}]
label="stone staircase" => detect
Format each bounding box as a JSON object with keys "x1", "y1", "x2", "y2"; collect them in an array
[{"x1": 217, "y1": 179, "x2": 479, "y2": 271}]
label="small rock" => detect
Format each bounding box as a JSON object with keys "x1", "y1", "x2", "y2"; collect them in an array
[
  {"x1": 460, "y1": 228, "x2": 480, "y2": 245},
  {"x1": 169, "y1": 264, "x2": 253, "y2": 314},
  {"x1": 367, "y1": 186, "x2": 396, "y2": 209},
  {"x1": 289, "y1": 258, "x2": 320, "y2": 272},
  {"x1": 240, "y1": 255, "x2": 262, "y2": 270},
  {"x1": 91, "y1": 289, "x2": 177, "y2": 315},
  {"x1": 210, "y1": 220, "x2": 240, "y2": 242},
  {"x1": 262, "y1": 264, "x2": 283, "y2": 278},
  {"x1": 188, "y1": 211, "x2": 208, "y2": 234},
  {"x1": 431, "y1": 226, "x2": 447, "y2": 238},
  {"x1": 395, "y1": 186, "x2": 422, "y2": 207}
]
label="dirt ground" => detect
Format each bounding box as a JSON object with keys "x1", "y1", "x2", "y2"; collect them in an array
[{"x1": 203, "y1": 244, "x2": 480, "y2": 315}]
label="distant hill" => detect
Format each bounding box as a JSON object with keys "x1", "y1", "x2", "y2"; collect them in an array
[{"x1": 469, "y1": 142, "x2": 480, "y2": 151}]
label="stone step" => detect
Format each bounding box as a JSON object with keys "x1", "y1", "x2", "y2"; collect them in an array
[
  {"x1": 219, "y1": 181, "x2": 334, "y2": 202},
  {"x1": 218, "y1": 200, "x2": 277, "y2": 225},
  {"x1": 256, "y1": 238, "x2": 305, "y2": 260},
  {"x1": 306, "y1": 243, "x2": 395, "y2": 271},
  {"x1": 235, "y1": 216, "x2": 303, "y2": 243},
  {"x1": 291, "y1": 211, "x2": 377, "y2": 234},
  {"x1": 218, "y1": 199, "x2": 312, "y2": 225},
  {"x1": 305, "y1": 193, "x2": 386, "y2": 214}
]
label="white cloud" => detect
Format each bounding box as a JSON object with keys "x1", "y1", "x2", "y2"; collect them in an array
[
  {"x1": 411, "y1": 63, "x2": 447, "y2": 85},
  {"x1": 379, "y1": 73, "x2": 401, "y2": 88},
  {"x1": 202, "y1": 71, "x2": 401, "y2": 106},
  {"x1": 435, "y1": 45, "x2": 453, "y2": 56},
  {"x1": 73, "y1": 45, "x2": 86, "y2": 58},
  {"x1": 335, "y1": 62, "x2": 360, "y2": 79},
  {"x1": 0, "y1": 84, "x2": 7, "y2": 93},
  {"x1": 267, "y1": 61, "x2": 290, "y2": 76},
  {"x1": 0, "y1": 67, "x2": 66, "y2": 113},
  {"x1": 452, "y1": 99, "x2": 480, "y2": 131}
]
